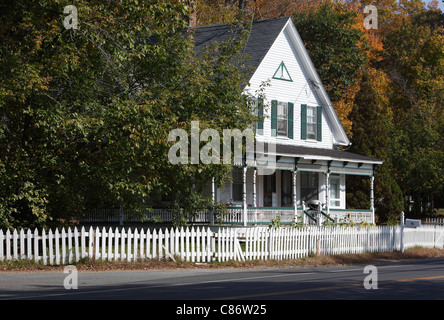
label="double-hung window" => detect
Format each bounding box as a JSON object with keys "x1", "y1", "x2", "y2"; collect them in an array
[
  {"x1": 306, "y1": 106, "x2": 317, "y2": 140},
  {"x1": 329, "y1": 175, "x2": 341, "y2": 207},
  {"x1": 277, "y1": 102, "x2": 288, "y2": 137},
  {"x1": 271, "y1": 100, "x2": 294, "y2": 138},
  {"x1": 301, "y1": 104, "x2": 322, "y2": 141}
]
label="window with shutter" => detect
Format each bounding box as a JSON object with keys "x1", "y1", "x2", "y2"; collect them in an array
[
  {"x1": 301, "y1": 105, "x2": 322, "y2": 141},
  {"x1": 307, "y1": 106, "x2": 317, "y2": 140},
  {"x1": 277, "y1": 101, "x2": 287, "y2": 137}
]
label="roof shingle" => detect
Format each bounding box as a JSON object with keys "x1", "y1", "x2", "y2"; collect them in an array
[{"x1": 192, "y1": 17, "x2": 290, "y2": 79}]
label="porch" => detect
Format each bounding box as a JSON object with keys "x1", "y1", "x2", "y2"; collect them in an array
[
  {"x1": 209, "y1": 144, "x2": 383, "y2": 226},
  {"x1": 81, "y1": 144, "x2": 382, "y2": 227},
  {"x1": 81, "y1": 206, "x2": 373, "y2": 226}
]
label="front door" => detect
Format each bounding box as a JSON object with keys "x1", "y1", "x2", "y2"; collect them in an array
[{"x1": 263, "y1": 172, "x2": 275, "y2": 207}]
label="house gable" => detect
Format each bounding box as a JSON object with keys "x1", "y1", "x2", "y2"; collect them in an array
[
  {"x1": 244, "y1": 18, "x2": 350, "y2": 148},
  {"x1": 193, "y1": 17, "x2": 351, "y2": 148}
]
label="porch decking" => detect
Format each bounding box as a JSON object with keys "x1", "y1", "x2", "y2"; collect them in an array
[{"x1": 81, "y1": 207, "x2": 373, "y2": 226}]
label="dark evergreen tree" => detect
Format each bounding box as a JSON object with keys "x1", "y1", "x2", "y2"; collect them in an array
[{"x1": 348, "y1": 72, "x2": 404, "y2": 224}]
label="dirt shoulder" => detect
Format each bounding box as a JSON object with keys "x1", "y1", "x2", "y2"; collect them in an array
[{"x1": 1, "y1": 247, "x2": 444, "y2": 273}]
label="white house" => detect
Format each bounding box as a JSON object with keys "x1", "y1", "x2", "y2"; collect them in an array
[{"x1": 194, "y1": 17, "x2": 383, "y2": 225}]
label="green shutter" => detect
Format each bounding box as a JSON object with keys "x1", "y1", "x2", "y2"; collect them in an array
[
  {"x1": 271, "y1": 100, "x2": 277, "y2": 137},
  {"x1": 301, "y1": 104, "x2": 307, "y2": 140},
  {"x1": 257, "y1": 98, "x2": 264, "y2": 135},
  {"x1": 316, "y1": 105, "x2": 322, "y2": 141},
  {"x1": 288, "y1": 102, "x2": 294, "y2": 139}
]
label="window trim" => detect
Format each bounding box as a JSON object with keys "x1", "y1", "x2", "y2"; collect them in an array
[
  {"x1": 272, "y1": 61, "x2": 293, "y2": 82},
  {"x1": 329, "y1": 175, "x2": 341, "y2": 208},
  {"x1": 301, "y1": 104, "x2": 322, "y2": 142},
  {"x1": 277, "y1": 101, "x2": 288, "y2": 137},
  {"x1": 306, "y1": 106, "x2": 317, "y2": 141}
]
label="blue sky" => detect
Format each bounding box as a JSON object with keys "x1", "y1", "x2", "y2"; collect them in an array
[{"x1": 422, "y1": 0, "x2": 444, "y2": 11}]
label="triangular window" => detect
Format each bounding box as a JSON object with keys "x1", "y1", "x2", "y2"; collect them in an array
[{"x1": 272, "y1": 61, "x2": 292, "y2": 82}]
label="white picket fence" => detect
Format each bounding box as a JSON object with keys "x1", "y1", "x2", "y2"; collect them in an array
[
  {"x1": 0, "y1": 225, "x2": 443, "y2": 265},
  {"x1": 424, "y1": 218, "x2": 444, "y2": 226}
]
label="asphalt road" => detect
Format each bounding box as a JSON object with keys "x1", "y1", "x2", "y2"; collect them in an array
[{"x1": 1, "y1": 258, "x2": 444, "y2": 302}]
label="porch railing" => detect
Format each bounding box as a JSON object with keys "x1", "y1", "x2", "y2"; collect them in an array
[
  {"x1": 226, "y1": 207, "x2": 297, "y2": 224},
  {"x1": 81, "y1": 207, "x2": 374, "y2": 225},
  {"x1": 328, "y1": 209, "x2": 373, "y2": 224}
]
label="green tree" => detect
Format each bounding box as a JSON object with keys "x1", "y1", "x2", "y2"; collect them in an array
[
  {"x1": 382, "y1": 8, "x2": 444, "y2": 216},
  {"x1": 0, "y1": 1, "x2": 256, "y2": 229},
  {"x1": 292, "y1": 2, "x2": 369, "y2": 135},
  {"x1": 347, "y1": 71, "x2": 404, "y2": 224}
]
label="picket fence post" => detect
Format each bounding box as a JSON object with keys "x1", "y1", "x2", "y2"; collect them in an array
[
  {"x1": 158, "y1": 228, "x2": 163, "y2": 261},
  {"x1": 33, "y1": 228, "x2": 38, "y2": 263},
  {"x1": 5, "y1": 229, "x2": 11, "y2": 261},
  {"x1": 0, "y1": 230, "x2": 4, "y2": 262},
  {"x1": 400, "y1": 211, "x2": 405, "y2": 253},
  {"x1": 120, "y1": 228, "x2": 126, "y2": 261}
]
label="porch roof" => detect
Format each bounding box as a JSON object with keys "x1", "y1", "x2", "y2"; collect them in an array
[{"x1": 261, "y1": 144, "x2": 383, "y2": 165}]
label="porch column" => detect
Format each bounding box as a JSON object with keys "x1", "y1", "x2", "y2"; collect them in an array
[
  {"x1": 211, "y1": 177, "x2": 215, "y2": 202},
  {"x1": 243, "y1": 166, "x2": 247, "y2": 227},
  {"x1": 293, "y1": 157, "x2": 300, "y2": 222},
  {"x1": 253, "y1": 168, "x2": 257, "y2": 223},
  {"x1": 326, "y1": 161, "x2": 331, "y2": 217},
  {"x1": 253, "y1": 169, "x2": 257, "y2": 207},
  {"x1": 211, "y1": 177, "x2": 215, "y2": 225},
  {"x1": 325, "y1": 172, "x2": 330, "y2": 217},
  {"x1": 293, "y1": 170, "x2": 297, "y2": 220},
  {"x1": 370, "y1": 175, "x2": 375, "y2": 225}
]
